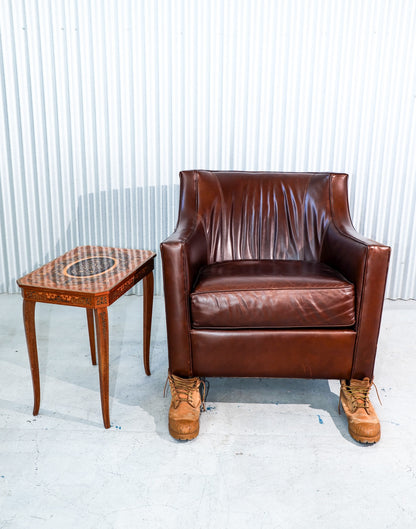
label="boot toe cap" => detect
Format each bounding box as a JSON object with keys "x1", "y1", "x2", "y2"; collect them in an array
[
  {"x1": 348, "y1": 420, "x2": 381, "y2": 444},
  {"x1": 169, "y1": 419, "x2": 199, "y2": 440}
]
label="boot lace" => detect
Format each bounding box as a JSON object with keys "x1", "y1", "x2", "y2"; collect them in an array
[
  {"x1": 164, "y1": 375, "x2": 207, "y2": 412},
  {"x1": 339, "y1": 378, "x2": 382, "y2": 415}
]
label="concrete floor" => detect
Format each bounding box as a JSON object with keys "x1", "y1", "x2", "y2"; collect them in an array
[{"x1": 0, "y1": 293, "x2": 415, "y2": 528}]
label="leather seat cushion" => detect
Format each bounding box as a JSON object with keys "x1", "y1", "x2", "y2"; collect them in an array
[{"x1": 190, "y1": 260, "x2": 355, "y2": 329}]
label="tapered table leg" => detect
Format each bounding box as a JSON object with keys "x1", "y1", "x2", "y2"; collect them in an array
[
  {"x1": 143, "y1": 271, "x2": 154, "y2": 376},
  {"x1": 94, "y1": 307, "x2": 110, "y2": 428},
  {"x1": 86, "y1": 308, "x2": 97, "y2": 365},
  {"x1": 23, "y1": 299, "x2": 40, "y2": 415}
]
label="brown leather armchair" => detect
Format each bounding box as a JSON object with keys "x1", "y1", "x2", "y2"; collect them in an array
[{"x1": 161, "y1": 171, "x2": 390, "y2": 391}]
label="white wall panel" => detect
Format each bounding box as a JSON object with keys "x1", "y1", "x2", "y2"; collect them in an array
[{"x1": 0, "y1": 0, "x2": 415, "y2": 297}]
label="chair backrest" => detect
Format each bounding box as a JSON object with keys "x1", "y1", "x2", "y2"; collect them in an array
[{"x1": 182, "y1": 170, "x2": 340, "y2": 263}]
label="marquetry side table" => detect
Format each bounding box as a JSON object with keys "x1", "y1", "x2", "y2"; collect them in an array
[{"x1": 17, "y1": 246, "x2": 156, "y2": 428}]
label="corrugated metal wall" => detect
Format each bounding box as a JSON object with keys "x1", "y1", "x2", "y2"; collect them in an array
[{"x1": 0, "y1": 0, "x2": 415, "y2": 298}]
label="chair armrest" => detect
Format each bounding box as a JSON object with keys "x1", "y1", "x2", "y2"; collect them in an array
[
  {"x1": 321, "y1": 222, "x2": 390, "y2": 293},
  {"x1": 161, "y1": 220, "x2": 208, "y2": 376},
  {"x1": 319, "y1": 173, "x2": 391, "y2": 378},
  {"x1": 321, "y1": 222, "x2": 390, "y2": 379}
]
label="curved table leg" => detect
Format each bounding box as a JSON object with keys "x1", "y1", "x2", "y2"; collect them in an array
[
  {"x1": 86, "y1": 308, "x2": 97, "y2": 365},
  {"x1": 23, "y1": 299, "x2": 40, "y2": 416},
  {"x1": 143, "y1": 271, "x2": 154, "y2": 376},
  {"x1": 94, "y1": 307, "x2": 110, "y2": 428}
]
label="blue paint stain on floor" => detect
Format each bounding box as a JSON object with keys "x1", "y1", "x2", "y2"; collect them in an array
[
  {"x1": 318, "y1": 415, "x2": 324, "y2": 424},
  {"x1": 206, "y1": 406, "x2": 216, "y2": 411}
]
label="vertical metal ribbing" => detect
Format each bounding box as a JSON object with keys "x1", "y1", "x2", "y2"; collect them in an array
[{"x1": 0, "y1": 0, "x2": 415, "y2": 298}]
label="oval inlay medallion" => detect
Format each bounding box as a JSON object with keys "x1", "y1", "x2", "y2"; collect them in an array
[{"x1": 64, "y1": 257, "x2": 117, "y2": 278}]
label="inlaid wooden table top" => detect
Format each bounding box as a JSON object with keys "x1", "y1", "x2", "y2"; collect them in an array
[{"x1": 17, "y1": 245, "x2": 156, "y2": 308}]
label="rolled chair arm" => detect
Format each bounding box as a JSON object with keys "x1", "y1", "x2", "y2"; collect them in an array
[
  {"x1": 320, "y1": 175, "x2": 391, "y2": 379},
  {"x1": 161, "y1": 220, "x2": 208, "y2": 377}
]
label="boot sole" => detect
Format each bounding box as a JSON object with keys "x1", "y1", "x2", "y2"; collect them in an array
[
  {"x1": 348, "y1": 427, "x2": 381, "y2": 445},
  {"x1": 169, "y1": 424, "x2": 199, "y2": 441}
]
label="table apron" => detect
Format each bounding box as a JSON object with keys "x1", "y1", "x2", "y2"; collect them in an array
[
  {"x1": 20, "y1": 289, "x2": 107, "y2": 308},
  {"x1": 109, "y1": 263, "x2": 154, "y2": 304}
]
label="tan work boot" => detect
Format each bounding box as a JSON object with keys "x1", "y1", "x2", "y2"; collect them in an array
[
  {"x1": 167, "y1": 374, "x2": 204, "y2": 441},
  {"x1": 339, "y1": 378, "x2": 381, "y2": 444}
]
